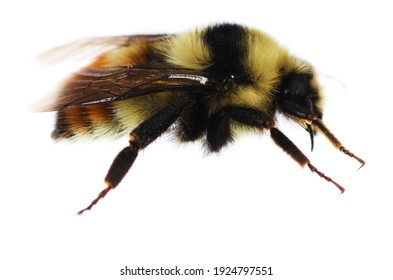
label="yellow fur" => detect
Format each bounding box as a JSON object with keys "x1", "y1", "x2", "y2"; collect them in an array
[
  {"x1": 244, "y1": 28, "x2": 289, "y2": 110},
  {"x1": 160, "y1": 28, "x2": 211, "y2": 70},
  {"x1": 112, "y1": 92, "x2": 180, "y2": 134}
]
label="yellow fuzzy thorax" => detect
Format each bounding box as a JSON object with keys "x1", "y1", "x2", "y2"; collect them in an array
[{"x1": 158, "y1": 26, "x2": 321, "y2": 115}]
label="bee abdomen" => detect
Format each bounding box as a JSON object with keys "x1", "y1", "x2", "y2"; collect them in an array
[{"x1": 52, "y1": 104, "x2": 124, "y2": 140}]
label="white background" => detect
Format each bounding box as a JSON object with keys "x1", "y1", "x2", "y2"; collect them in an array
[{"x1": 1, "y1": 0, "x2": 392, "y2": 279}]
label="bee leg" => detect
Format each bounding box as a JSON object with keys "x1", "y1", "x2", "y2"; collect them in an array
[
  {"x1": 77, "y1": 95, "x2": 194, "y2": 214},
  {"x1": 279, "y1": 100, "x2": 365, "y2": 167},
  {"x1": 223, "y1": 107, "x2": 275, "y2": 129},
  {"x1": 206, "y1": 110, "x2": 232, "y2": 152},
  {"x1": 204, "y1": 107, "x2": 275, "y2": 152},
  {"x1": 270, "y1": 127, "x2": 345, "y2": 193},
  {"x1": 312, "y1": 119, "x2": 365, "y2": 168},
  {"x1": 223, "y1": 107, "x2": 345, "y2": 193}
]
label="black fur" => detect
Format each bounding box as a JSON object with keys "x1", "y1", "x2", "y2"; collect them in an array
[
  {"x1": 277, "y1": 72, "x2": 322, "y2": 119},
  {"x1": 206, "y1": 110, "x2": 232, "y2": 152},
  {"x1": 176, "y1": 95, "x2": 208, "y2": 142},
  {"x1": 204, "y1": 23, "x2": 247, "y2": 75}
]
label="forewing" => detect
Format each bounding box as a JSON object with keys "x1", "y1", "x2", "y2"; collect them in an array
[
  {"x1": 36, "y1": 34, "x2": 169, "y2": 65},
  {"x1": 42, "y1": 65, "x2": 222, "y2": 111}
]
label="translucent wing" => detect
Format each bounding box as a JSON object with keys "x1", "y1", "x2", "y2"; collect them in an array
[
  {"x1": 36, "y1": 34, "x2": 169, "y2": 65},
  {"x1": 41, "y1": 65, "x2": 224, "y2": 111},
  {"x1": 37, "y1": 33, "x2": 235, "y2": 112}
]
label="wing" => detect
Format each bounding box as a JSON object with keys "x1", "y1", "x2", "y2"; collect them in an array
[
  {"x1": 36, "y1": 34, "x2": 169, "y2": 65},
  {"x1": 37, "y1": 33, "x2": 229, "y2": 111},
  {"x1": 41, "y1": 65, "x2": 226, "y2": 111}
]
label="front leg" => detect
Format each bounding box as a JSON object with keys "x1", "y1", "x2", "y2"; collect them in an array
[
  {"x1": 78, "y1": 95, "x2": 194, "y2": 214},
  {"x1": 223, "y1": 106, "x2": 345, "y2": 193},
  {"x1": 279, "y1": 100, "x2": 365, "y2": 167}
]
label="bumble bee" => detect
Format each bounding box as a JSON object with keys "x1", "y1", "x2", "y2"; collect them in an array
[{"x1": 39, "y1": 23, "x2": 365, "y2": 214}]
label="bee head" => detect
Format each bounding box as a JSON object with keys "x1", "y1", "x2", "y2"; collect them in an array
[
  {"x1": 277, "y1": 72, "x2": 323, "y2": 119},
  {"x1": 276, "y1": 71, "x2": 324, "y2": 150}
]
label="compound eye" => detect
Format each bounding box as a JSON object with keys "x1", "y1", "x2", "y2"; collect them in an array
[{"x1": 281, "y1": 73, "x2": 312, "y2": 98}]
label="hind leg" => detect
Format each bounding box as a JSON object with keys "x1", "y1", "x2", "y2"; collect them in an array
[{"x1": 78, "y1": 95, "x2": 195, "y2": 214}]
